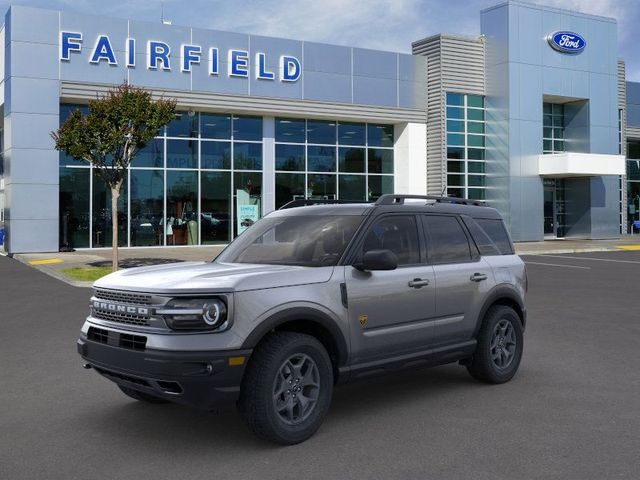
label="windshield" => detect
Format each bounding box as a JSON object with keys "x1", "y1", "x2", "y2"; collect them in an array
[{"x1": 216, "y1": 215, "x2": 364, "y2": 267}]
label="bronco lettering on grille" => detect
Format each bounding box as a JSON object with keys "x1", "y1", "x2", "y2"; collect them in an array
[{"x1": 92, "y1": 300, "x2": 149, "y2": 316}]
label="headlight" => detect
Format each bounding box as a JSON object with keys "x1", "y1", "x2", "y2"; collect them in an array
[{"x1": 158, "y1": 298, "x2": 228, "y2": 331}]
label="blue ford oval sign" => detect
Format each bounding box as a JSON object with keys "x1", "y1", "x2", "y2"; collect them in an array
[{"x1": 547, "y1": 31, "x2": 586, "y2": 54}]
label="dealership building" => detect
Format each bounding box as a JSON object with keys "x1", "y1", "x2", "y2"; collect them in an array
[{"x1": 0, "y1": 0, "x2": 639, "y2": 253}]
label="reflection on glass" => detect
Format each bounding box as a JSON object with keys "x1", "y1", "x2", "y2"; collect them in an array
[
  {"x1": 167, "y1": 139, "x2": 197, "y2": 169},
  {"x1": 339, "y1": 175, "x2": 366, "y2": 200},
  {"x1": 307, "y1": 146, "x2": 336, "y2": 172},
  {"x1": 307, "y1": 174, "x2": 336, "y2": 199},
  {"x1": 167, "y1": 171, "x2": 198, "y2": 245},
  {"x1": 368, "y1": 149, "x2": 394, "y2": 174},
  {"x1": 134, "y1": 139, "x2": 163, "y2": 168},
  {"x1": 92, "y1": 171, "x2": 127, "y2": 248},
  {"x1": 338, "y1": 147, "x2": 365, "y2": 173},
  {"x1": 367, "y1": 124, "x2": 394, "y2": 147},
  {"x1": 447, "y1": 161, "x2": 465, "y2": 173},
  {"x1": 338, "y1": 122, "x2": 366, "y2": 146},
  {"x1": 276, "y1": 118, "x2": 305, "y2": 143},
  {"x1": 167, "y1": 111, "x2": 198, "y2": 138},
  {"x1": 201, "y1": 171, "x2": 231, "y2": 244},
  {"x1": 368, "y1": 175, "x2": 393, "y2": 201},
  {"x1": 201, "y1": 113, "x2": 231, "y2": 139},
  {"x1": 447, "y1": 147, "x2": 464, "y2": 159},
  {"x1": 307, "y1": 120, "x2": 336, "y2": 145},
  {"x1": 447, "y1": 174, "x2": 465, "y2": 187},
  {"x1": 201, "y1": 141, "x2": 231, "y2": 169},
  {"x1": 276, "y1": 144, "x2": 305, "y2": 171},
  {"x1": 130, "y1": 169, "x2": 164, "y2": 246},
  {"x1": 234, "y1": 142, "x2": 262, "y2": 170},
  {"x1": 59, "y1": 167, "x2": 90, "y2": 248},
  {"x1": 276, "y1": 173, "x2": 305, "y2": 208},
  {"x1": 233, "y1": 115, "x2": 262, "y2": 141}
]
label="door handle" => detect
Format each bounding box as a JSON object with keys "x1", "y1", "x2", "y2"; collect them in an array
[
  {"x1": 470, "y1": 273, "x2": 488, "y2": 282},
  {"x1": 408, "y1": 278, "x2": 430, "y2": 288}
]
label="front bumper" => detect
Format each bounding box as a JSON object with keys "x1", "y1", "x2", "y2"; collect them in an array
[{"x1": 77, "y1": 336, "x2": 252, "y2": 410}]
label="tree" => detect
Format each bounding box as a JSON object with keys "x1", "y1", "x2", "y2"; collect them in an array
[{"x1": 52, "y1": 83, "x2": 176, "y2": 271}]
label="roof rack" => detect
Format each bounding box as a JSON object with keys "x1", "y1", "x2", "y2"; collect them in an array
[
  {"x1": 278, "y1": 199, "x2": 370, "y2": 210},
  {"x1": 375, "y1": 194, "x2": 486, "y2": 207}
]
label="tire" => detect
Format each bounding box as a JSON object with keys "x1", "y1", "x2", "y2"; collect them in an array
[
  {"x1": 118, "y1": 385, "x2": 169, "y2": 404},
  {"x1": 467, "y1": 305, "x2": 523, "y2": 384},
  {"x1": 238, "y1": 331, "x2": 334, "y2": 445}
]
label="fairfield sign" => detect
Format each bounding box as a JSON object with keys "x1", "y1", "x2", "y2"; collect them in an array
[{"x1": 59, "y1": 31, "x2": 302, "y2": 82}]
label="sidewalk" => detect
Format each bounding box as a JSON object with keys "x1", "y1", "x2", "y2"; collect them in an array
[{"x1": 9, "y1": 235, "x2": 640, "y2": 287}]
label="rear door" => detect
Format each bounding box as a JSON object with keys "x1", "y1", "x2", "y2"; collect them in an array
[
  {"x1": 421, "y1": 214, "x2": 494, "y2": 346},
  {"x1": 345, "y1": 214, "x2": 436, "y2": 363}
]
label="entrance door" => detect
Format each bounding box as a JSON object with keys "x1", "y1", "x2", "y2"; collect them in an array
[{"x1": 543, "y1": 179, "x2": 566, "y2": 238}]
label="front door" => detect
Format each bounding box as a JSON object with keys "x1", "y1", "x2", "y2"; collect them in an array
[
  {"x1": 544, "y1": 178, "x2": 566, "y2": 238},
  {"x1": 345, "y1": 214, "x2": 436, "y2": 363}
]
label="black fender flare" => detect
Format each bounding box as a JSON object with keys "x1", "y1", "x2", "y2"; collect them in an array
[
  {"x1": 241, "y1": 307, "x2": 349, "y2": 366},
  {"x1": 473, "y1": 284, "x2": 527, "y2": 336}
]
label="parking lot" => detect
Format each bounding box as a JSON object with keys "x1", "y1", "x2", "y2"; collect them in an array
[{"x1": 1, "y1": 250, "x2": 639, "y2": 480}]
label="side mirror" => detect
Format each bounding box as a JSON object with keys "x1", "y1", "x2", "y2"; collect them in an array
[{"x1": 354, "y1": 249, "x2": 398, "y2": 271}]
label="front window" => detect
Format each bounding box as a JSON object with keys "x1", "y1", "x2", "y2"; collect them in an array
[
  {"x1": 445, "y1": 93, "x2": 486, "y2": 200},
  {"x1": 543, "y1": 103, "x2": 565, "y2": 154},
  {"x1": 216, "y1": 215, "x2": 363, "y2": 267}
]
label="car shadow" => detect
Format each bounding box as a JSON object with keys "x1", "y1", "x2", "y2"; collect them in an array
[{"x1": 76, "y1": 364, "x2": 487, "y2": 450}]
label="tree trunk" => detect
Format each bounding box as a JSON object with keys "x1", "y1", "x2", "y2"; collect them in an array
[{"x1": 111, "y1": 183, "x2": 122, "y2": 272}]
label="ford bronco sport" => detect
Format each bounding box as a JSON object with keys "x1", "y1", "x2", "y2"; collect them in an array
[{"x1": 77, "y1": 194, "x2": 527, "y2": 445}]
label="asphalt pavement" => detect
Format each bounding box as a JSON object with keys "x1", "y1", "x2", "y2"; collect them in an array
[{"x1": 1, "y1": 251, "x2": 639, "y2": 479}]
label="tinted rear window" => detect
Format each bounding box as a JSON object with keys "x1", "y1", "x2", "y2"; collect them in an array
[
  {"x1": 475, "y1": 218, "x2": 514, "y2": 255},
  {"x1": 423, "y1": 215, "x2": 472, "y2": 264}
]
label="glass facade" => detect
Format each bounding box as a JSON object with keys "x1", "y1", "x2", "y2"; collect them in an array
[
  {"x1": 58, "y1": 104, "x2": 263, "y2": 248},
  {"x1": 445, "y1": 92, "x2": 486, "y2": 200},
  {"x1": 274, "y1": 118, "x2": 394, "y2": 209},
  {"x1": 627, "y1": 140, "x2": 640, "y2": 232},
  {"x1": 543, "y1": 103, "x2": 565, "y2": 154},
  {"x1": 58, "y1": 106, "x2": 394, "y2": 248}
]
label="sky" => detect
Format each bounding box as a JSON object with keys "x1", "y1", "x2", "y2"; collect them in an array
[{"x1": 2, "y1": 0, "x2": 639, "y2": 80}]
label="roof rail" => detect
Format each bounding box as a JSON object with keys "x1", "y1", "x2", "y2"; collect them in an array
[
  {"x1": 375, "y1": 194, "x2": 486, "y2": 207},
  {"x1": 278, "y1": 199, "x2": 369, "y2": 210}
]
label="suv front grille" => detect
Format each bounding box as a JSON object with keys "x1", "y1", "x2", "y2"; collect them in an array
[
  {"x1": 92, "y1": 310, "x2": 151, "y2": 326},
  {"x1": 93, "y1": 289, "x2": 153, "y2": 305}
]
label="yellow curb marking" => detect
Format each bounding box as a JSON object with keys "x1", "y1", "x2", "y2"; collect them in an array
[
  {"x1": 29, "y1": 259, "x2": 63, "y2": 265},
  {"x1": 614, "y1": 245, "x2": 640, "y2": 251}
]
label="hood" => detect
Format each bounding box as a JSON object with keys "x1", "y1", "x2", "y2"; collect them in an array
[{"x1": 93, "y1": 261, "x2": 334, "y2": 294}]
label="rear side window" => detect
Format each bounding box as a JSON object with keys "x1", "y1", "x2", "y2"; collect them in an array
[
  {"x1": 422, "y1": 215, "x2": 472, "y2": 264},
  {"x1": 476, "y1": 218, "x2": 514, "y2": 255}
]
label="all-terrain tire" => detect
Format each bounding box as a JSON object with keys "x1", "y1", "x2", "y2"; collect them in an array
[
  {"x1": 238, "y1": 331, "x2": 333, "y2": 445},
  {"x1": 467, "y1": 305, "x2": 523, "y2": 384}
]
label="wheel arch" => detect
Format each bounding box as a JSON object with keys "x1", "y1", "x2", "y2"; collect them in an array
[
  {"x1": 241, "y1": 307, "x2": 349, "y2": 377},
  {"x1": 474, "y1": 285, "x2": 526, "y2": 337}
]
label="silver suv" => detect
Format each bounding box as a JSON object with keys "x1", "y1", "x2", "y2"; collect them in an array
[{"x1": 77, "y1": 194, "x2": 527, "y2": 444}]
